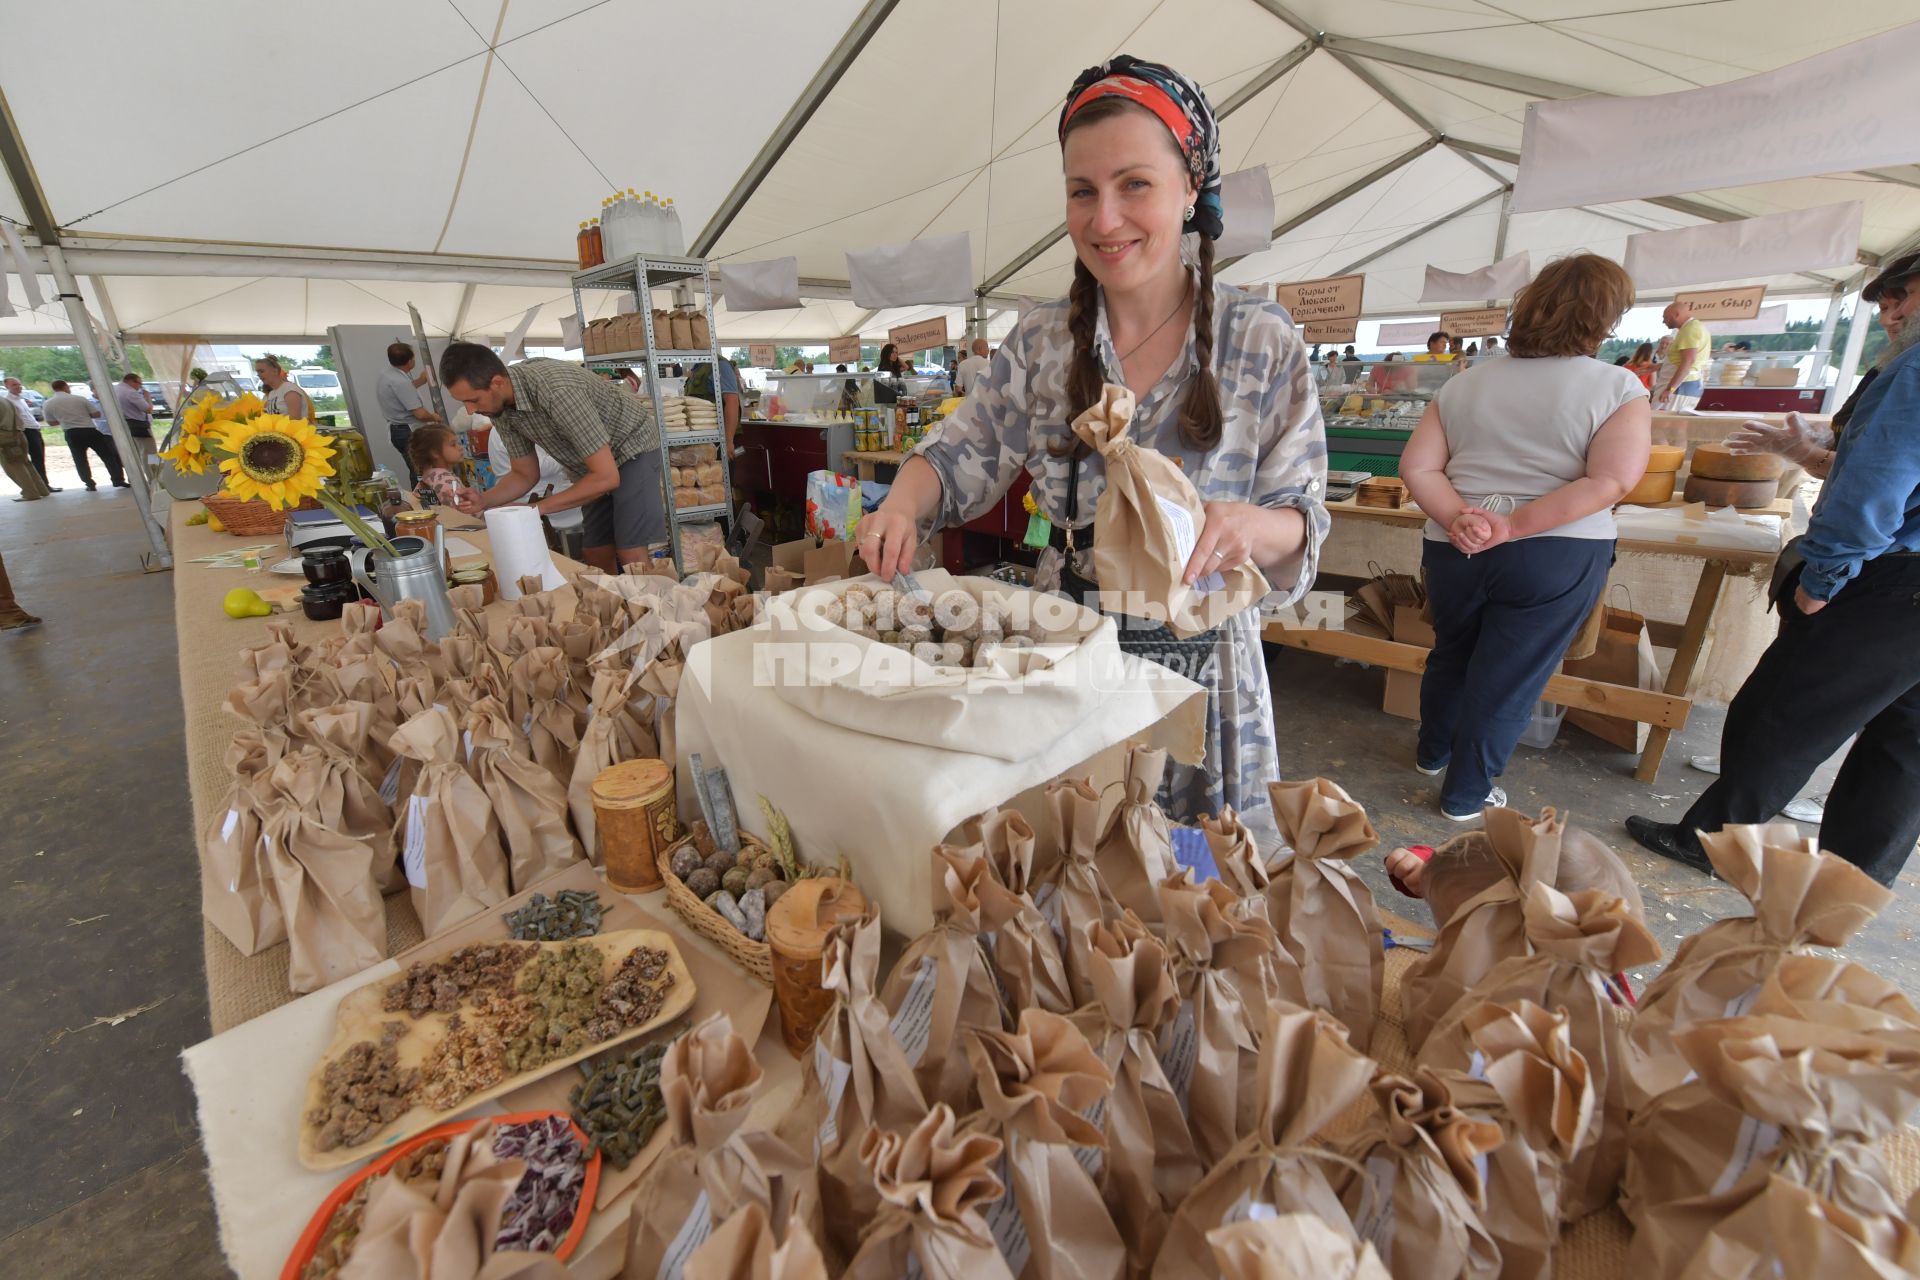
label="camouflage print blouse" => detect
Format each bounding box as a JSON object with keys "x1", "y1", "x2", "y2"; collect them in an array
[{"x1": 913, "y1": 273, "x2": 1329, "y2": 847}]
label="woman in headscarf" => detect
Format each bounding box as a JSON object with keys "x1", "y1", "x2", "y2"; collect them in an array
[{"x1": 859, "y1": 55, "x2": 1327, "y2": 845}]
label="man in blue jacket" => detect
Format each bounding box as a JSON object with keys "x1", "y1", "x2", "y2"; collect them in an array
[{"x1": 1630, "y1": 254, "x2": 1920, "y2": 886}]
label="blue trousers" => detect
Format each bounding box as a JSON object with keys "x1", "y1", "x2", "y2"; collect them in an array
[{"x1": 1418, "y1": 536, "x2": 1614, "y2": 811}]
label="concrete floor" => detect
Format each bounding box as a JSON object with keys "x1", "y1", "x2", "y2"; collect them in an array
[{"x1": 0, "y1": 471, "x2": 1913, "y2": 1279}]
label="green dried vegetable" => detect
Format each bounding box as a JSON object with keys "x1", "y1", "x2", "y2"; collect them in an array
[
  {"x1": 502, "y1": 889, "x2": 606, "y2": 942},
  {"x1": 504, "y1": 943, "x2": 605, "y2": 1074},
  {"x1": 569, "y1": 1041, "x2": 670, "y2": 1169}
]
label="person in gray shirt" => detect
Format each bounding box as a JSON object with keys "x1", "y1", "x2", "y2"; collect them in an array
[
  {"x1": 378, "y1": 341, "x2": 441, "y2": 485},
  {"x1": 43, "y1": 380, "x2": 125, "y2": 490}
]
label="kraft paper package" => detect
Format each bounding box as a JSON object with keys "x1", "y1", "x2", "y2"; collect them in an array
[
  {"x1": 202, "y1": 726, "x2": 292, "y2": 956},
  {"x1": 841, "y1": 1104, "x2": 1016, "y2": 1280},
  {"x1": 448, "y1": 582, "x2": 491, "y2": 646},
  {"x1": 506, "y1": 647, "x2": 581, "y2": 792},
  {"x1": 389, "y1": 706, "x2": 512, "y2": 939},
  {"x1": 1206, "y1": 1215, "x2": 1392, "y2": 1280},
  {"x1": 327, "y1": 647, "x2": 403, "y2": 797},
  {"x1": 1199, "y1": 805, "x2": 1272, "y2": 903},
  {"x1": 1069, "y1": 913, "x2": 1203, "y2": 1273},
  {"x1": 376, "y1": 599, "x2": 452, "y2": 683},
  {"x1": 879, "y1": 843, "x2": 1009, "y2": 1112},
  {"x1": 568, "y1": 669, "x2": 661, "y2": 859},
  {"x1": 1673, "y1": 1178, "x2": 1920, "y2": 1280},
  {"x1": 1403, "y1": 807, "x2": 1566, "y2": 1053},
  {"x1": 1329, "y1": 1070, "x2": 1503, "y2": 1280},
  {"x1": 227, "y1": 665, "x2": 303, "y2": 749},
  {"x1": 461, "y1": 695, "x2": 581, "y2": 894},
  {"x1": 260, "y1": 748, "x2": 389, "y2": 994},
  {"x1": 1033, "y1": 776, "x2": 1123, "y2": 1008},
  {"x1": 963, "y1": 1008, "x2": 1128, "y2": 1280},
  {"x1": 1626, "y1": 822, "x2": 1894, "y2": 1108},
  {"x1": 684, "y1": 1204, "x2": 829, "y2": 1280},
  {"x1": 1428, "y1": 1001, "x2": 1598, "y2": 1280},
  {"x1": 1156, "y1": 1002, "x2": 1376, "y2": 1280},
  {"x1": 1068, "y1": 383, "x2": 1270, "y2": 638},
  {"x1": 1097, "y1": 744, "x2": 1178, "y2": 925},
  {"x1": 625, "y1": 1013, "x2": 816, "y2": 1280},
  {"x1": 1621, "y1": 970, "x2": 1920, "y2": 1280},
  {"x1": 966, "y1": 807, "x2": 1074, "y2": 1016},
  {"x1": 1264, "y1": 778, "x2": 1385, "y2": 1052},
  {"x1": 1418, "y1": 883, "x2": 1660, "y2": 1218},
  {"x1": 293, "y1": 702, "x2": 401, "y2": 892},
  {"x1": 392, "y1": 674, "x2": 441, "y2": 804},
  {"x1": 1156, "y1": 870, "x2": 1287, "y2": 1166}
]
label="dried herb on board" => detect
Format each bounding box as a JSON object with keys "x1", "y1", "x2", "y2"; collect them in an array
[
  {"x1": 382, "y1": 942, "x2": 536, "y2": 1016},
  {"x1": 570, "y1": 1041, "x2": 670, "y2": 1169},
  {"x1": 504, "y1": 943, "x2": 607, "y2": 1074},
  {"x1": 307, "y1": 1021, "x2": 422, "y2": 1152},
  {"x1": 413, "y1": 991, "x2": 535, "y2": 1112},
  {"x1": 503, "y1": 889, "x2": 607, "y2": 942},
  {"x1": 584, "y1": 944, "x2": 674, "y2": 1041}
]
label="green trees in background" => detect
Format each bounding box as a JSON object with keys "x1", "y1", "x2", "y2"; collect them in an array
[{"x1": 0, "y1": 344, "x2": 155, "y2": 389}]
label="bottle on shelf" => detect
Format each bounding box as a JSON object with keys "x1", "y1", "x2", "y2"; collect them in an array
[
  {"x1": 662, "y1": 197, "x2": 686, "y2": 256},
  {"x1": 639, "y1": 189, "x2": 665, "y2": 255},
  {"x1": 575, "y1": 221, "x2": 591, "y2": 269},
  {"x1": 602, "y1": 189, "x2": 643, "y2": 263},
  {"x1": 587, "y1": 218, "x2": 604, "y2": 266}
]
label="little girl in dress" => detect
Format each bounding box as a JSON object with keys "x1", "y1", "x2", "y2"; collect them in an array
[{"x1": 406, "y1": 425, "x2": 469, "y2": 508}]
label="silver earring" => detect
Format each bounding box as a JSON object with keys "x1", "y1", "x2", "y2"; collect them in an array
[{"x1": 1183, "y1": 203, "x2": 1195, "y2": 221}]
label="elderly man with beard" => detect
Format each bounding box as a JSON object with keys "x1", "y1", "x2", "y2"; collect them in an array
[{"x1": 1629, "y1": 252, "x2": 1920, "y2": 887}]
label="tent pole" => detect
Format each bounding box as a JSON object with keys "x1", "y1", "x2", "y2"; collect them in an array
[
  {"x1": 1812, "y1": 282, "x2": 1846, "y2": 382},
  {"x1": 46, "y1": 244, "x2": 171, "y2": 569},
  {"x1": 1825, "y1": 288, "x2": 1870, "y2": 414}
]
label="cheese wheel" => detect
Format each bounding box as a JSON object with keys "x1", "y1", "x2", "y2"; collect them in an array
[
  {"x1": 1622, "y1": 470, "x2": 1676, "y2": 505},
  {"x1": 1645, "y1": 445, "x2": 1686, "y2": 474},
  {"x1": 1690, "y1": 442, "x2": 1784, "y2": 482},
  {"x1": 1682, "y1": 474, "x2": 1776, "y2": 509}
]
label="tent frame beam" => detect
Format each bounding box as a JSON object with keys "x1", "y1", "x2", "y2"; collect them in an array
[
  {"x1": 1221, "y1": 137, "x2": 1441, "y2": 274},
  {"x1": 1332, "y1": 189, "x2": 1504, "y2": 278}
]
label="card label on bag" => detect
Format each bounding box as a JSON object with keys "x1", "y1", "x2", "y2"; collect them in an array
[
  {"x1": 888, "y1": 956, "x2": 938, "y2": 1066},
  {"x1": 403, "y1": 795, "x2": 430, "y2": 888}
]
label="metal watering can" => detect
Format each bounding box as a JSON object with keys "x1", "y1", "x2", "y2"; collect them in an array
[{"x1": 351, "y1": 529, "x2": 457, "y2": 639}]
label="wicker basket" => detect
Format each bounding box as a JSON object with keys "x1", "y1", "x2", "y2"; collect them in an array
[
  {"x1": 202, "y1": 491, "x2": 321, "y2": 536},
  {"x1": 656, "y1": 831, "x2": 774, "y2": 984}
]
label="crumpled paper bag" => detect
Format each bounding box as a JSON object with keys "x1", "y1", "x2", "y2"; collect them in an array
[
  {"x1": 261, "y1": 747, "x2": 389, "y2": 994},
  {"x1": 842, "y1": 1104, "x2": 1016, "y2": 1280},
  {"x1": 1206, "y1": 1214, "x2": 1391, "y2": 1280},
  {"x1": 1033, "y1": 776, "x2": 1123, "y2": 1008},
  {"x1": 1264, "y1": 778, "x2": 1384, "y2": 1051},
  {"x1": 685, "y1": 1203, "x2": 829, "y2": 1280},
  {"x1": 462, "y1": 695, "x2": 581, "y2": 894},
  {"x1": 968, "y1": 807, "x2": 1074, "y2": 1016},
  {"x1": 1096, "y1": 744, "x2": 1178, "y2": 925},
  {"x1": 389, "y1": 706, "x2": 512, "y2": 938}
]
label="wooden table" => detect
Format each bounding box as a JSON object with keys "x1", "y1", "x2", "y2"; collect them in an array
[
  {"x1": 841, "y1": 447, "x2": 905, "y2": 481},
  {"x1": 1264, "y1": 497, "x2": 1784, "y2": 783}
]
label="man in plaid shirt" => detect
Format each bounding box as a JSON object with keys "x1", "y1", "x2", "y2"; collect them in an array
[{"x1": 441, "y1": 342, "x2": 666, "y2": 571}]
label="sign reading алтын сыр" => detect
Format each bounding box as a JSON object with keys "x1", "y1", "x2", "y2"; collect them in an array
[
  {"x1": 888, "y1": 316, "x2": 949, "y2": 356},
  {"x1": 1273, "y1": 274, "x2": 1365, "y2": 325},
  {"x1": 827, "y1": 335, "x2": 861, "y2": 365},
  {"x1": 1439, "y1": 308, "x2": 1509, "y2": 339},
  {"x1": 1674, "y1": 286, "x2": 1766, "y2": 322}
]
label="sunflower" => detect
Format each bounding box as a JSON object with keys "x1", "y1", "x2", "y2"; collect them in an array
[
  {"x1": 215, "y1": 414, "x2": 336, "y2": 509},
  {"x1": 177, "y1": 391, "x2": 223, "y2": 438},
  {"x1": 211, "y1": 392, "x2": 265, "y2": 424},
  {"x1": 160, "y1": 431, "x2": 212, "y2": 474}
]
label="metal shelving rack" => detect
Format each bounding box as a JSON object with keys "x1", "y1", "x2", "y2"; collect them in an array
[{"x1": 570, "y1": 252, "x2": 732, "y2": 573}]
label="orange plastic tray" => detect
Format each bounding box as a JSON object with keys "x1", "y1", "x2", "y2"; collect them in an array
[{"x1": 281, "y1": 1109, "x2": 601, "y2": 1280}]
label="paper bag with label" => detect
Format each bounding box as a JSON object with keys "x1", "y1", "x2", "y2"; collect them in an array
[
  {"x1": 1069, "y1": 914, "x2": 1203, "y2": 1272},
  {"x1": 1096, "y1": 744, "x2": 1178, "y2": 925},
  {"x1": 1627, "y1": 823, "x2": 1893, "y2": 1107},
  {"x1": 1623, "y1": 987, "x2": 1920, "y2": 1279},
  {"x1": 1264, "y1": 778, "x2": 1385, "y2": 1051},
  {"x1": 506, "y1": 647, "x2": 581, "y2": 792},
  {"x1": 1207, "y1": 1214, "x2": 1393, "y2": 1280},
  {"x1": 1403, "y1": 808, "x2": 1566, "y2": 1053},
  {"x1": 963, "y1": 1009, "x2": 1126, "y2": 1280},
  {"x1": 966, "y1": 808, "x2": 1073, "y2": 1016},
  {"x1": 879, "y1": 843, "x2": 1009, "y2": 1111},
  {"x1": 1428, "y1": 1001, "x2": 1597, "y2": 1280},
  {"x1": 227, "y1": 666, "x2": 302, "y2": 746},
  {"x1": 376, "y1": 599, "x2": 452, "y2": 682},
  {"x1": 259, "y1": 748, "x2": 390, "y2": 993},
  {"x1": 462, "y1": 695, "x2": 581, "y2": 893},
  {"x1": 1198, "y1": 805, "x2": 1273, "y2": 902},
  {"x1": 1157, "y1": 1003, "x2": 1376, "y2": 1280},
  {"x1": 685, "y1": 1203, "x2": 829, "y2": 1280},
  {"x1": 294, "y1": 702, "x2": 403, "y2": 892},
  {"x1": 1069, "y1": 383, "x2": 1269, "y2": 637},
  {"x1": 841, "y1": 1105, "x2": 1016, "y2": 1280},
  {"x1": 1419, "y1": 883, "x2": 1661, "y2": 1218},
  {"x1": 1158, "y1": 872, "x2": 1293, "y2": 1167},
  {"x1": 202, "y1": 727, "x2": 292, "y2": 956},
  {"x1": 568, "y1": 670, "x2": 661, "y2": 858},
  {"x1": 327, "y1": 647, "x2": 403, "y2": 787},
  {"x1": 1328, "y1": 1070, "x2": 1503, "y2": 1280},
  {"x1": 1030, "y1": 777, "x2": 1123, "y2": 1007},
  {"x1": 389, "y1": 706, "x2": 512, "y2": 939}
]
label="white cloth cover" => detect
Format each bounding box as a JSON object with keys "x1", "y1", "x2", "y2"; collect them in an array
[
  {"x1": 1704, "y1": 304, "x2": 1790, "y2": 336},
  {"x1": 846, "y1": 231, "x2": 974, "y2": 308},
  {"x1": 718, "y1": 256, "x2": 802, "y2": 312},
  {"x1": 1214, "y1": 166, "x2": 1277, "y2": 260},
  {"x1": 1419, "y1": 252, "x2": 1531, "y2": 303},
  {"x1": 1623, "y1": 203, "x2": 1863, "y2": 290},
  {"x1": 1512, "y1": 22, "x2": 1920, "y2": 212}
]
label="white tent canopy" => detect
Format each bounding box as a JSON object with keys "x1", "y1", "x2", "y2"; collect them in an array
[{"x1": 2, "y1": 1, "x2": 1917, "y2": 349}]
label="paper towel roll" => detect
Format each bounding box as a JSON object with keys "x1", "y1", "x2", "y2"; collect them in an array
[{"x1": 485, "y1": 505, "x2": 565, "y2": 600}]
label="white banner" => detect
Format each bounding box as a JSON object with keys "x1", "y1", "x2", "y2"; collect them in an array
[
  {"x1": 500, "y1": 304, "x2": 541, "y2": 363},
  {"x1": 559, "y1": 312, "x2": 582, "y2": 349},
  {"x1": 718, "y1": 256, "x2": 801, "y2": 312},
  {"x1": 1623, "y1": 202, "x2": 1862, "y2": 290},
  {"x1": 1705, "y1": 303, "x2": 1790, "y2": 336},
  {"x1": 1419, "y1": 252, "x2": 1531, "y2": 303},
  {"x1": 1215, "y1": 167, "x2": 1276, "y2": 260},
  {"x1": 1375, "y1": 320, "x2": 1441, "y2": 346},
  {"x1": 847, "y1": 232, "x2": 973, "y2": 308},
  {"x1": 1514, "y1": 23, "x2": 1920, "y2": 213}
]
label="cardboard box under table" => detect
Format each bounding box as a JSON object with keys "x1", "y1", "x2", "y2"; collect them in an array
[{"x1": 675, "y1": 570, "x2": 1207, "y2": 938}]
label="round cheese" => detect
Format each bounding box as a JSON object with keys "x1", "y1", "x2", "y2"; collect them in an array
[
  {"x1": 1691, "y1": 442, "x2": 1785, "y2": 482},
  {"x1": 1682, "y1": 474, "x2": 1777, "y2": 509},
  {"x1": 1622, "y1": 470, "x2": 1676, "y2": 505}
]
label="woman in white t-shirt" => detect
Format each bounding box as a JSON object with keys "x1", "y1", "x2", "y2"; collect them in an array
[{"x1": 1399, "y1": 254, "x2": 1652, "y2": 821}]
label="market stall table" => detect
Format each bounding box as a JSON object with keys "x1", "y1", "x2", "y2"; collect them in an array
[
  {"x1": 839, "y1": 446, "x2": 904, "y2": 481},
  {"x1": 1266, "y1": 496, "x2": 1786, "y2": 783}
]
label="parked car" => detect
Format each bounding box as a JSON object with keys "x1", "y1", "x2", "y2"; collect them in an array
[
  {"x1": 291, "y1": 366, "x2": 345, "y2": 405},
  {"x1": 19, "y1": 387, "x2": 45, "y2": 421},
  {"x1": 146, "y1": 382, "x2": 172, "y2": 417}
]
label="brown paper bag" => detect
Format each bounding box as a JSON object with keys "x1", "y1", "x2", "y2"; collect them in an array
[
  {"x1": 1562, "y1": 604, "x2": 1658, "y2": 750},
  {"x1": 1264, "y1": 778, "x2": 1385, "y2": 1051},
  {"x1": 1207, "y1": 1215, "x2": 1392, "y2": 1280},
  {"x1": 1672, "y1": 1176, "x2": 1920, "y2": 1280},
  {"x1": 462, "y1": 695, "x2": 582, "y2": 893},
  {"x1": 880, "y1": 844, "x2": 1010, "y2": 1111},
  {"x1": 260, "y1": 749, "x2": 390, "y2": 993},
  {"x1": 1429, "y1": 1001, "x2": 1597, "y2": 1280},
  {"x1": 1198, "y1": 806, "x2": 1272, "y2": 903},
  {"x1": 389, "y1": 706, "x2": 512, "y2": 939},
  {"x1": 1096, "y1": 744, "x2": 1178, "y2": 925},
  {"x1": 1404, "y1": 808, "x2": 1566, "y2": 1053},
  {"x1": 1069, "y1": 384, "x2": 1269, "y2": 637},
  {"x1": 842, "y1": 1105, "x2": 1016, "y2": 1280},
  {"x1": 635, "y1": 642, "x2": 684, "y2": 769},
  {"x1": 1157, "y1": 1002, "x2": 1376, "y2": 1280},
  {"x1": 568, "y1": 670, "x2": 661, "y2": 857},
  {"x1": 1421, "y1": 883, "x2": 1661, "y2": 1218},
  {"x1": 1628, "y1": 823, "x2": 1894, "y2": 1107},
  {"x1": 202, "y1": 728, "x2": 292, "y2": 955},
  {"x1": 294, "y1": 702, "x2": 402, "y2": 892},
  {"x1": 685, "y1": 1203, "x2": 829, "y2": 1280},
  {"x1": 1328, "y1": 1070, "x2": 1502, "y2": 1280},
  {"x1": 964, "y1": 1008, "x2": 1126, "y2": 1280},
  {"x1": 376, "y1": 600, "x2": 451, "y2": 681},
  {"x1": 227, "y1": 666, "x2": 302, "y2": 745},
  {"x1": 1033, "y1": 777, "x2": 1123, "y2": 1008},
  {"x1": 506, "y1": 647, "x2": 581, "y2": 792},
  {"x1": 966, "y1": 808, "x2": 1074, "y2": 1016},
  {"x1": 1071, "y1": 914, "x2": 1203, "y2": 1273}
]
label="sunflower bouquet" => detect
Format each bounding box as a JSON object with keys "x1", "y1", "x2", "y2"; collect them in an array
[{"x1": 164, "y1": 390, "x2": 396, "y2": 553}]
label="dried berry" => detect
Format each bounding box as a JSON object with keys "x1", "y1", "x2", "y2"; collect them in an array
[
  {"x1": 669, "y1": 845, "x2": 702, "y2": 880},
  {"x1": 684, "y1": 867, "x2": 720, "y2": 898},
  {"x1": 722, "y1": 866, "x2": 750, "y2": 897}
]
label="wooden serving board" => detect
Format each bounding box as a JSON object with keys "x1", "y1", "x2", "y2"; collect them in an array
[{"x1": 298, "y1": 928, "x2": 696, "y2": 1171}]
